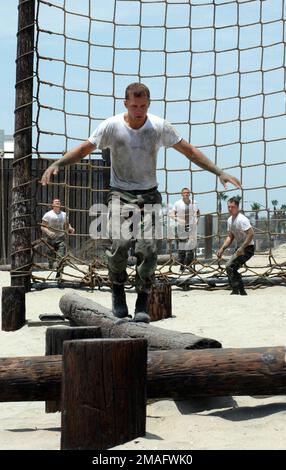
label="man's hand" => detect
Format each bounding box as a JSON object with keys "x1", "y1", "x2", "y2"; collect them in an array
[
  {"x1": 236, "y1": 247, "x2": 244, "y2": 257},
  {"x1": 68, "y1": 227, "x2": 75, "y2": 234},
  {"x1": 40, "y1": 163, "x2": 59, "y2": 186},
  {"x1": 219, "y1": 172, "x2": 241, "y2": 190},
  {"x1": 47, "y1": 230, "x2": 56, "y2": 239},
  {"x1": 216, "y1": 248, "x2": 224, "y2": 259}
]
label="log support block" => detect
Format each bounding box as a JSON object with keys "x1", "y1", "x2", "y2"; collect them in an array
[
  {"x1": 61, "y1": 338, "x2": 147, "y2": 450},
  {"x1": 1, "y1": 286, "x2": 26, "y2": 331},
  {"x1": 45, "y1": 326, "x2": 101, "y2": 413}
]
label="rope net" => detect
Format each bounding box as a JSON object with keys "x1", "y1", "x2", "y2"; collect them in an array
[{"x1": 17, "y1": 0, "x2": 286, "y2": 288}]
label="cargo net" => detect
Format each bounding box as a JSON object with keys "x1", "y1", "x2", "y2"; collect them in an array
[{"x1": 29, "y1": 0, "x2": 286, "y2": 289}]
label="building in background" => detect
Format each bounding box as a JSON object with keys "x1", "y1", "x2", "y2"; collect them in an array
[{"x1": 0, "y1": 129, "x2": 14, "y2": 157}]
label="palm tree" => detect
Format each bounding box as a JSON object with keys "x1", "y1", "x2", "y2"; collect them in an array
[
  {"x1": 278, "y1": 204, "x2": 286, "y2": 234},
  {"x1": 250, "y1": 202, "x2": 261, "y2": 223},
  {"x1": 271, "y1": 200, "x2": 278, "y2": 212},
  {"x1": 217, "y1": 191, "x2": 228, "y2": 213},
  {"x1": 271, "y1": 199, "x2": 279, "y2": 234}
]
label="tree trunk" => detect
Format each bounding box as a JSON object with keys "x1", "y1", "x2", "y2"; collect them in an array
[
  {"x1": 0, "y1": 346, "x2": 285, "y2": 402},
  {"x1": 59, "y1": 293, "x2": 221, "y2": 350}
]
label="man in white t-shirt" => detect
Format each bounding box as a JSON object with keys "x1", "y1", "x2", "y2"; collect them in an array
[
  {"x1": 217, "y1": 197, "x2": 254, "y2": 295},
  {"x1": 41, "y1": 82, "x2": 241, "y2": 321},
  {"x1": 170, "y1": 188, "x2": 200, "y2": 271},
  {"x1": 41, "y1": 198, "x2": 75, "y2": 278}
]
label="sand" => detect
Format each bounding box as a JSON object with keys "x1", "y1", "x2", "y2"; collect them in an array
[{"x1": 0, "y1": 268, "x2": 286, "y2": 450}]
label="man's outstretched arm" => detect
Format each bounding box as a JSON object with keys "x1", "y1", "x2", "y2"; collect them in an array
[
  {"x1": 40, "y1": 141, "x2": 96, "y2": 185},
  {"x1": 173, "y1": 139, "x2": 241, "y2": 189}
]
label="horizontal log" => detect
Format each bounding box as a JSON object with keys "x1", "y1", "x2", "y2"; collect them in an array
[
  {"x1": 59, "y1": 293, "x2": 221, "y2": 349},
  {"x1": 0, "y1": 345, "x2": 285, "y2": 401},
  {"x1": 0, "y1": 355, "x2": 62, "y2": 401}
]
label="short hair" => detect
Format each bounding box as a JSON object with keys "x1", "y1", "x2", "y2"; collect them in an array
[
  {"x1": 52, "y1": 198, "x2": 61, "y2": 205},
  {"x1": 181, "y1": 187, "x2": 190, "y2": 193},
  {"x1": 228, "y1": 196, "x2": 240, "y2": 206},
  {"x1": 125, "y1": 82, "x2": 150, "y2": 101}
]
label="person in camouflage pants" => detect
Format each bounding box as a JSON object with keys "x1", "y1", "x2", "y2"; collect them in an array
[
  {"x1": 106, "y1": 187, "x2": 162, "y2": 322},
  {"x1": 41, "y1": 82, "x2": 241, "y2": 322}
]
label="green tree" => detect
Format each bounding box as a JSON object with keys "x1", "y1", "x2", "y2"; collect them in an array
[
  {"x1": 250, "y1": 202, "x2": 261, "y2": 222},
  {"x1": 271, "y1": 200, "x2": 279, "y2": 232},
  {"x1": 277, "y1": 204, "x2": 286, "y2": 234},
  {"x1": 217, "y1": 191, "x2": 228, "y2": 213},
  {"x1": 271, "y1": 199, "x2": 278, "y2": 212}
]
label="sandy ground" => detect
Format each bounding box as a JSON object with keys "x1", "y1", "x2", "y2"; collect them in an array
[{"x1": 0, "y1": 268, "x2": 286, "y2": 450}]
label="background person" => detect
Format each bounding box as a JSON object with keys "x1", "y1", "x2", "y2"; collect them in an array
[
  {"x1": 170, "y1": 188, "x2": 200, "y2": 271},
  {"x1": 217, "y1": 197, "x2": 254, "y2": 295},
  {"x1": 41, "y1": 198, "x2": 75, "y2": 278}
]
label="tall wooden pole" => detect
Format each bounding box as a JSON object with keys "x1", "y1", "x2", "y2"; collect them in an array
[
  {"x1": 102, "y1": 148, "x2": 110, "y2": 206},
  {"x1": 204, "y1": 214, "x2": 213, "y2": 260},
  {"x1": 11, "y1": 0, "x2": 35, "y2": 290}
]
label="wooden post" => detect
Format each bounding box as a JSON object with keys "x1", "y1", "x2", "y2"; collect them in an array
[
  {"x1": 61, "y1": 338, "x2": 147, "y2": 450},
  {"x1": 102, "y1": 149, "x2": 110, "y2": 206},
  {"x1": 11, "y1": 0, "x2": 35, "y2": 290},
  {"x1": 204, "y1": 213, "x2": 213, "y2": 260},
  {"x1": 148, "y1": 281, "x2": 172, "y2": 322},
  {"x1": 1, "y1": 286, "x2": 26, "y2": 331},
  {"x1": 45, "y1": 326, "x2": 101, "y2": 413}
]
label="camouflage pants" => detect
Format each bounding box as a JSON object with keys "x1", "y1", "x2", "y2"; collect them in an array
[
  {"x1": 176, "y1": 225, "x2": 196, "y2": 267},
  {"x1": 47, "y1": 238, "x2": 66, "y2": 270},
  {"x1": 225, "y1": 245, "x2": 255, "y2": 289},
  {"x1": 178, "y1": 248, "x2": 195, "y2": 267},
  {"x1": 106, "y1": 187, "x2": 162, "y2": 293}
]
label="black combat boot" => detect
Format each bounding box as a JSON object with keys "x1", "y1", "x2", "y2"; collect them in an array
[
  {"x1": 238, "y1": 282, "x2": 247, "y2": 295},
  {"x1": 178, "y1": 251, "x2": 185, "y2": 272},
  {"x1": 230, "y1": 287, "x2": 240, "y2": 295},
  {"x1": 112, "y1": 284, "x2": 129, "y2": 318},
  {"x1": 230, "y1": 281, "x2": 240, "y2": 295},
  {"x1": 134, "y1": 292, "x2": 150, "y2": 323}
]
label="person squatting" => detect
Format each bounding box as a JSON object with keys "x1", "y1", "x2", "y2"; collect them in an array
[{"x1": 217, "y1": 197, "x2": 255, "y2": 295}]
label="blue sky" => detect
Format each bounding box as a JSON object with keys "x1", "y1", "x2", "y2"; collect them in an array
[
  {"x1": 0, "y1": 1, "x2": 18, "y2": 136},
  {"x1": 1, "y1": 0, "x2": 286, "y2": 214}
]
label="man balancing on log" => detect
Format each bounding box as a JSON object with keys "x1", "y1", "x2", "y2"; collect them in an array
[{"x1": 41, "y1": 82, "x2": 241, "y2": 323}]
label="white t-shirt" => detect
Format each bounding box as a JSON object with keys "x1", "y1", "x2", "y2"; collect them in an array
[
  {"x1": 171, "y1": 199, "x2": 199, "y2": 227},
  {"x1": 88, "y1": 113, "x2": 182, "y2": 191},
  {"x1": 42, "y1": 210, "x2": 66, "y2": 240},
  {"x1": 171, "y1": 199, "x2": 199, "y2": 249},
  {"x1": 227, "y1": 213, "x2": 254, "y2": 247}
]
